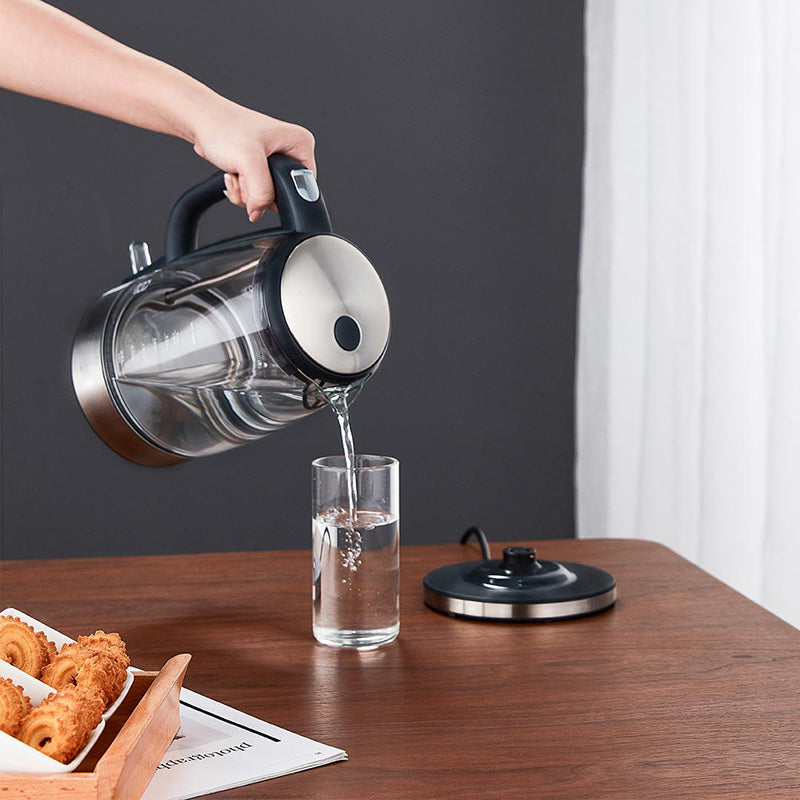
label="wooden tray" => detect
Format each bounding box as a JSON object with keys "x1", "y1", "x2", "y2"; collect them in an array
[{"x1": 0, "y1": 653, "x2": 191, "y2": 800}]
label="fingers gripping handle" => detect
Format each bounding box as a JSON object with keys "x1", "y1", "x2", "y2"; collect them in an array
[{"x1": 164, "y1": 155, "x2": 331, "y2": 262}]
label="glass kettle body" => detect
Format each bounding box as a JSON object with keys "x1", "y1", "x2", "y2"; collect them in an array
[{"x1": 72, "y1": 155, "x2": 390, "y2": 465}]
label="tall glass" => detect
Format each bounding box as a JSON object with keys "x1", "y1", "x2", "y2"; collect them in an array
[{"x1": 312, "y1": 455, "x2": 399, "y2": 649}]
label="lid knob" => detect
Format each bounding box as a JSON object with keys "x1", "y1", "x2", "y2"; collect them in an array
[
  {"x1": 334, "y1": 315, "x2": 361, "y2": 351},
  {"x1": 501, "y1": 546, "x2": 539, "y2": 574}
]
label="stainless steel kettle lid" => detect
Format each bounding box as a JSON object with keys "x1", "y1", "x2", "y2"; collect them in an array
[{"x1": 277, "y1": 235, "x2": 390, "y2": 379}]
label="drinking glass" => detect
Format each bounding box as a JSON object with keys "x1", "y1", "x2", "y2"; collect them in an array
[{"x1": 312, "y1": 455, "x2": 399, "y2": 648}]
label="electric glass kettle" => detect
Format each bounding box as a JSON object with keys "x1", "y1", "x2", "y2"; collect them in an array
[{"x1": 72, "y1": 154, "x2": 390, "y2": 465}]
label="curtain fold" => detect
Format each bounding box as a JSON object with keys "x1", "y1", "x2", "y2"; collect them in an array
[{"x1": 578, "y1": 0, "x2": 800, "y2": 628}]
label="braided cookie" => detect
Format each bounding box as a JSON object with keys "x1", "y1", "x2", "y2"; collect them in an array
[
  {"x1": 0, "y1": 677, "x2": 33, "y2": 736},
  {"x1": 76, "y1": 630, "x2": 130, "y2": 670},
  {"x1": 49, "y1": 684, "x2": 105, "y2": 732},
  {"x1": 74, "y1": 652, "x2": 126, "y2": 707},
  {"x1": 0, "y1": 616, "x2": 55, "y2": 678},
  {"x1": 41, "y1": 645, "x2": 126, "y2": 709}
]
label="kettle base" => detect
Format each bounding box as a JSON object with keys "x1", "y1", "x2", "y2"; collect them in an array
[
  {"x1": 422, "y1": 528, "x2": 617, "y2": 622},
  {"x1": 423, "y1": 572, "x2": 617, "y2": 621}
]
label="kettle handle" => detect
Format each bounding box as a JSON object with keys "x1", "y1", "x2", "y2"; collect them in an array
[{"x1": 164, "y1": 154, "x2": 332, "y2": 262}]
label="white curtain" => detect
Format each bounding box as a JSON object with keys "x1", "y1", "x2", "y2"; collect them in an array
[{"x1": 578, "y1": 0, "x2": 800, "y2": 629}]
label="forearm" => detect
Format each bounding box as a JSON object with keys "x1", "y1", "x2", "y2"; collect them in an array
[
  {"x1": 0, "y1": 0, "x2": 226, "y2": 142},
  {"x1": 0, "y1": 0, "x2": 316, "y2": 219}
]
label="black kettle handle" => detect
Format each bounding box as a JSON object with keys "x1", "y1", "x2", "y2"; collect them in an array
[{"x1": 164, "y1": 153, "x2": 332, "y2": 262}]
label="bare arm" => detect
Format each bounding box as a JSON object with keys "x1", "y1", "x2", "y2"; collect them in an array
[{"x1": 0, "y1": 0, "x2": 315, "y2": 220}]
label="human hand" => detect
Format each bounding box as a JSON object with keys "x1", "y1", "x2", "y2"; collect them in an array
[{"x1": 190, "y1": 99, "x2": 316, "y2": 222}]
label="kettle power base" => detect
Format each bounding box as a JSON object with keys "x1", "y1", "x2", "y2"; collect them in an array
[{"x1": 423, "y1": 546, "x2": 617, "y2": 622}]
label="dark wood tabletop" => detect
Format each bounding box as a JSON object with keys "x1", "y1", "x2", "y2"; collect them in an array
[{"x1": 2, "y1": 538, "x2": 800, "y2": 799}]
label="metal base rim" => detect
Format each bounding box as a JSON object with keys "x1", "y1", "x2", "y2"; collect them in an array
[{"x1": 423, "y1": 585, "x2": 617, "y2": 621}]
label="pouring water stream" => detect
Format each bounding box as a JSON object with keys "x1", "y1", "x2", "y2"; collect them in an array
[
  {"x1": 320, "y1": 384, "x2": 362, "y2": 572},
  {"x1": 323, "y1": 387, "x2": 358, "y2": 528}
]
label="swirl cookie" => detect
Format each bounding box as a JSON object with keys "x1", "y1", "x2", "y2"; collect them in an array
[
  {"x1": 0, "y1": 677, "x2": 33, "y2": 737},
  {"x1": 0, "y1": 616, "x2": 56, "y2": 678},
  {"x1": 17, "y1": 684, "x2": 104, "y2": 764}
]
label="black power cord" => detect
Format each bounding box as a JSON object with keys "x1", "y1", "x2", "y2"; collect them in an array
[{"x1": 459, "y1": 526, "x2": 492, "y2": 560}]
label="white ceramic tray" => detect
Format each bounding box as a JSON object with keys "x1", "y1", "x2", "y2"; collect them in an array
[
  {"x1": 0, "y1": 659, "x2": 105, "y2": 773},
  {"x1": 1, "y1": 608, "x2": 134, "y2": 721},
  {"x1": 0, "y1": 608, "x2": 134, "y2": 773}
]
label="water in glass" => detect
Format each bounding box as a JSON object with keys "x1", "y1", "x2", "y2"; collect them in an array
[{"x1": 312, "y1": 507, "x2": 399, "y2": 649}]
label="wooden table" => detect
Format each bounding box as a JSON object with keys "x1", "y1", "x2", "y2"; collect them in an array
[{"x1": 2, "y1": 539, "x2": 800, "y2": 799}]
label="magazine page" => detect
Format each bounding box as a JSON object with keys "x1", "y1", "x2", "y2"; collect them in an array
[{"x1": 140, "y1": 688, "x2": 347, "y2": 800}]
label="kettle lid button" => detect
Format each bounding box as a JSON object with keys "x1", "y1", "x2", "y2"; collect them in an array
[
  {"x1": 334, "y1": 315, "x2": 361, "y2": 352},
  {"x1": 291, "y1": 169, "x2": 320, "y2": 203}
]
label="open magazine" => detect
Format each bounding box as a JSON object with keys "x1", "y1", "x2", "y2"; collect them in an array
[{"x1": 140, "y1": 688, "x2": 347, "y2": 800}]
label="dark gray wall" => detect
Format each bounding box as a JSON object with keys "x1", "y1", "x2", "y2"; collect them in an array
[{"x1": 0, "y1": 0, "x2": 584, "y2": 559}]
